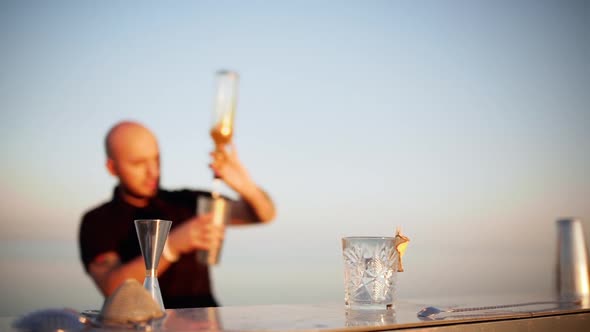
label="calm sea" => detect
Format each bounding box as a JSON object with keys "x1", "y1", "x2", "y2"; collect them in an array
[
  {"x1": 0, "y1": 239, "x2": 102, "y2": 316},
  {"x1": 0, "y1": 239, "x2": 556, "y2": 318}
]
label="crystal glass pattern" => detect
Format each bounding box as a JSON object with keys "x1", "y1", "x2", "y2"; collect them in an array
[{"x1": 342, "y1": 237, "x2": 399, "y2": 310}]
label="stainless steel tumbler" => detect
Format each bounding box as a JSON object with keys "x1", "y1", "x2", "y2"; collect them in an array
[
  {"x1": 556, "y1": 218, "x2": 590, "y2": 300},
  {"x1": 195, "y1": 196, "x2": 231, "y2": 265}
]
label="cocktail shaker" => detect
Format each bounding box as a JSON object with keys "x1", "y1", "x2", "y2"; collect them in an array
[
  {"x1": 556, "y1": 218, "x2": 590, "y2": 300},
  {"x1": 196, "y1": 196, "x2": 231, "y2": 265}
]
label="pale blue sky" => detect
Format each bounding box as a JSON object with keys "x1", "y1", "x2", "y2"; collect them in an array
[{"x1": 0, "y1": 0, "x2": 589, "y2": 314}]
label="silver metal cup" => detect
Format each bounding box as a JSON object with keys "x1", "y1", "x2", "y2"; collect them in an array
[
  {"x1": 135, "y1": 219, "x2": 172, "y2": 311},
  {"x1": 196, "y1": 196, "x2": 231, "y2": 265},
  {"x1": 556, "y1": 218, "x2": 590, "y2": 301}
]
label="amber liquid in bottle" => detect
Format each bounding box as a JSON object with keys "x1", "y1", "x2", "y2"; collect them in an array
[
  {"x1": 210, "y1": 123, "x2": 232, "y2": 188},
  {"x1": 210, "y1": 123, "x2": 233, "y2": 149}
]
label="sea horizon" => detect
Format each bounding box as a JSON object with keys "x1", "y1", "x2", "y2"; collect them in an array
[{"x1": 0, "y1": 238, "x2": 557, "y2": 317}]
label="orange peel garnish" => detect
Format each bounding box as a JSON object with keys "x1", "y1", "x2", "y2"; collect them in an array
[{"x1": 394, "y1": 227, "x2": 410, "y2": 272}]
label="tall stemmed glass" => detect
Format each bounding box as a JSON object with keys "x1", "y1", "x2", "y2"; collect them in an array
[{"x1": 210, "y1": 70, "x2": 239, "y2": 197}]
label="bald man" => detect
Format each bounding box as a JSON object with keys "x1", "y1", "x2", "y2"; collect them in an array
[{"x1": 79, "y1": 121, "x2": 276, "y2": 308}]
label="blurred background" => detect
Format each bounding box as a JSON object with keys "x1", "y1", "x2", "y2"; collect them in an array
[{"x1": 1, "y1": 0, "x2": 589, "y2": 316}]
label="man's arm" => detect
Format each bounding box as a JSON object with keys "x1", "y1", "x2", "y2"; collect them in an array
[
  {"x1": 88, "y1": 214, "x2": 223, "y2": 296},
  {"x1": 209, "y1": 144, "x2": 277, "y2": 224},
  {"x1": 88, "y1": 251, "x2": 176, "y2": 296},
  {"x1": 229, "y1": 188, "x2": 275, "y2": 224}
]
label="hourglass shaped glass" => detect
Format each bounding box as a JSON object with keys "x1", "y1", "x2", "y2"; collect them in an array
[{"x1": 134, "y1": 219, "x2": 172, "y2": 311}]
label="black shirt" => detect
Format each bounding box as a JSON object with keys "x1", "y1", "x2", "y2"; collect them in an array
[{"x1": 79, "y1": 188, "x2": 218, "y2": 308}]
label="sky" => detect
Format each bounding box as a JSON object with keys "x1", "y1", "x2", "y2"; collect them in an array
[{"x1": 0, "y1": 0, "x2": 589, "y2": 315}]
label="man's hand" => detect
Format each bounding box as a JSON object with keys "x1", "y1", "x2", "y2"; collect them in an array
[
  {"x1": 209, "y1": 144, "x2": 257, "y2": 195},
  {"x1": 209, "y1": 144, "x2": 277, "y2": 223},
  {"x1": 165, "y1": 213, "x2": 225, "y2": 258}
]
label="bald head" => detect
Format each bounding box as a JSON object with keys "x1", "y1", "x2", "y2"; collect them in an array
[
  {"x1": 104, "y1": 121, "x2": 161, "y2": 205},
  {"x1": 105, "y1": 121, "x2": 157, "y2": 159}
]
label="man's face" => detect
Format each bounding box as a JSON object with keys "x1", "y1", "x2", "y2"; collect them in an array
[{"x1": 108, "y1": 127, "x2": 160, "y2": 199}]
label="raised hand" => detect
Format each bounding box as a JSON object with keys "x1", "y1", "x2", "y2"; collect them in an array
[{"x1": 209, "y1": 144, "x2": 256, "y2": 195}]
